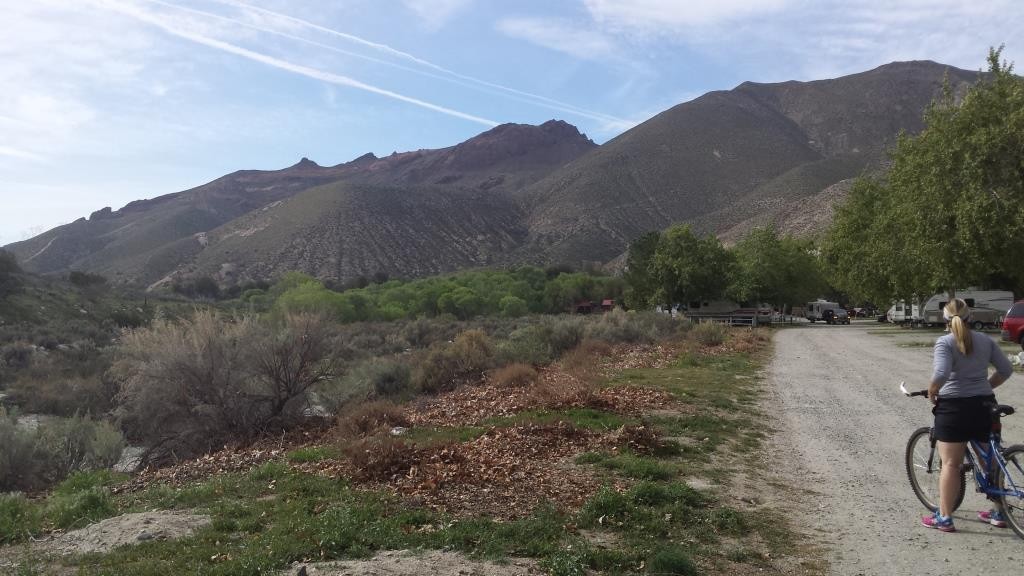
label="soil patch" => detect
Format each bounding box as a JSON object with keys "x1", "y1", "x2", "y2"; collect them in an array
[{"x1": 286, "y1": 550, "x2": 542, "y2": 576}]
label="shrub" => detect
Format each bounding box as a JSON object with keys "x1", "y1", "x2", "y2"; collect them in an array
[
  {"x1": 0, "y1": 250, "x2": 22, "y2": 298},
  {"x1": 0, "y1": 494, "x2": 42, "y2": 544},
  {"x1": 489, "y1": 363, "x2": 538, "y2": 388},
  {"x1": 692, "y1": 321, "x2": 728, "y2": 346},
  {"x1": 450, "y1": 330, "x2": 495, "y2": 373},
  {"x1": 0, "y1": 409, "x2": 39, "y2": 491},
  {"x1": 8, "y1": 373, "x2": 118, "y2": 417},
  {"x1": 583, "y1": 309, "x2": 677, "y2": 344},
  {"x1": 335, "y1": 401, "x2": 410, "y2": 439},
  {"x1": 112, "y1": 311, "x2": 337, "y2": 465},
  {"x1": 0, "y1": 410, "x2": 124, "y2": 492},
  {"x1": 341, "y1": 436, "x2": 419, "y2": 481},
  {"x1": 499, "y1": 295, "x2": 529, "y2": 318},
  {"x1": 411, "y1": 329, "x2": 496, "y2": 393}
]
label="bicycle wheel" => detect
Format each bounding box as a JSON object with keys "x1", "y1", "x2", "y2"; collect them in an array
[
  {"x1": 996, "y1": 445, "x2": 1024, "y2": 539},
  {"x1": 905, "y1": 427, "x2": 965, "y2": 512}
]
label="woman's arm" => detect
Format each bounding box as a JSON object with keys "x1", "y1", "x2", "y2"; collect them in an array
[
  {"x1": 929, "y1": 338, "x2": 951, "y2": 403},
  {"x1": 990, "y1": 338, "x2": 1013, "y2": 389}
]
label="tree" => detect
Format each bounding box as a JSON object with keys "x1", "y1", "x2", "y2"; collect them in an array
[
  {"x1": 730, "y1": 226, "x2": 827, "y2": 309},
  {"x1": 825, "y1": 47, "x2": 1024, "y2": 301},
  {"x1": 0, "y1": 250, "x2": 22, "y2": 299},
  {"x1": 623, "y1": 231, "x2": 662, "y2": 309},
  {"x1": 652, "y1": 225, "x2": 735, "y2": 307}
]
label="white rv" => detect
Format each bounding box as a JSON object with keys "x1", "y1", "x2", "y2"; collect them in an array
[
  {"x1": 886, "y1": 302, "x2": 912, "y2": 324},
  {"x1": 916, "y1": 290, "x2": 1014, "y2": 328}
]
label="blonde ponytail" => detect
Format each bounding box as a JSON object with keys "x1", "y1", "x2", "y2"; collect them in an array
[{"x1": 944, "y1": 298, "x2": 973, "y2": 355}]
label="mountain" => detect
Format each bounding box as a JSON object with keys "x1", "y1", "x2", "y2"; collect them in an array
[
  {"x1": 7, "y1": 120, "x2": 594, "y2": 285},
  {"x1": 517, "y1": 60, "x2": 978, "y2": 262},
  {"x1": 5, "y1": 61, "x2": 980, "y2": 286}
]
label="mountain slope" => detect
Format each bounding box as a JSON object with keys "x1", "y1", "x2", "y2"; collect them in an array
[
  {"x1": 518, "y1": 60, "x2": 978, "y2": 263},
  {"x1": 7, "y1": 121, "x2": 594, "y2": 284},
  {"x1": 6, "y1": 61, "x2": 981, "y2": 285}
]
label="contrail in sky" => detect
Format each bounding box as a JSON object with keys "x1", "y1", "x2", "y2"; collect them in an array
[
  {"x1": 211, "y1": 0, "x2": 631, "y2": 126},
  {"x1": 96, "y1": 0, "x2": 500, "y2": 127},
  {"x1": 140, "y1": 0, "x2": 617, "y2": 124}
]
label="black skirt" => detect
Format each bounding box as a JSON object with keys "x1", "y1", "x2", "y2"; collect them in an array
[{"x1": 932, "y1": 395, "x2": 996, "y2": 443}]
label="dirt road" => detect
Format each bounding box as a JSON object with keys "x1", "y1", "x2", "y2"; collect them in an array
[{"x1": 767, "y1": 323, "x2": 1024, "y2": 576}]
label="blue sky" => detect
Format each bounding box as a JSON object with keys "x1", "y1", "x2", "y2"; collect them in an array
[{"x1": 1, "y1": 0, "x2": 1022, "y2": 245}]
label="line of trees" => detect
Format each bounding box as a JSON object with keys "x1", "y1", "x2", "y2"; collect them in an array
[
  {"x1": 624, "y1": 224, "x2": 827, "y2": 312},
  {"x1": 824, "y1": 47, "x2": 1024, "y2": 302}
]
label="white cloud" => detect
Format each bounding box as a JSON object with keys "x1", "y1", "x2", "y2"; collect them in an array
[
  {"x1": 582, "y1": 0, "x2": 791, "y2": 31},
  {"x1": 402, "y1": 0, "x2": 473, "y2": 30},
  {"x1": 497, "y1": 17, "x2": 615, "y2": 60}
]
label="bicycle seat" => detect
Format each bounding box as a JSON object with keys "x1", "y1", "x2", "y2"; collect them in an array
[{"x1": 992, "y1": 404, "x2": 1015, "y2": 418}]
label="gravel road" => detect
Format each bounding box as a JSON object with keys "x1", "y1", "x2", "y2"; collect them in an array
[{"x1": 767, "y1": 323, "x2": 1024, "y2": 575}]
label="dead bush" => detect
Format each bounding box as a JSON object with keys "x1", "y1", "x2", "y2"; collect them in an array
[
  {"x1": 335, "y1": 401, "x2": 410, "y2": 439},
  {"x1": 614, "y1": 424, "x2": 662, "y2": 455},
  {"x1": 342, "y1": 436, "x2": 420, "y2": 481},
  {"x1": 8, "y1": 373, "x2": 117, "y2": 417},
  {"x1": 112, "y1": 310, "x2": 337, "y2": 466},
  {"x1": 450, "y1": 329, "x2": 495, "y2": 373},
  {"x1": 730, "y1": 328, "x2": 770, "y2": 352},
  {"x1": 530, "y1": 374, "x2": 609, "y2": 411},
  {"x1": 489, "y1": 363, "x2": 538, "y2": 388},
  {"x1": 560, "y1": 339, "x2": 613, "y2": 385}
]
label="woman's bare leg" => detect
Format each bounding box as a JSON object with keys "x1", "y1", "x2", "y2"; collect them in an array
[{"x1": 937, "y1": 441, "x2": 966, "y2": 517}]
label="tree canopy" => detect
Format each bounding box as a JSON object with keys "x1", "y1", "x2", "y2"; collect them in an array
[{"x1": 824, "y1": 47, "x2": 1024, "y2": 301}]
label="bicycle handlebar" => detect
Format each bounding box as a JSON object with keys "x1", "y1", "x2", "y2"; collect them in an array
[{"x1": 899, "y1": 381, "x2": 928, "y2": 398}]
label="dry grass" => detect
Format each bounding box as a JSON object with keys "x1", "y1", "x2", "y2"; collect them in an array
[
  {"x1": 334, "y1": 401, "x2": 410, "y2": 440},
  {"x1": 489, "y1": 363, "x2": 539, "y2": 388}
]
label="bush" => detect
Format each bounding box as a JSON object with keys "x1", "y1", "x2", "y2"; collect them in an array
[
  {"x1": 0, "y1": 410, "x2": 124, "y2": 492},
  {"x1": 341, "y1": 436, "x2": 420, "y2": 481},
  {"x1": 335, "y1": 401, "x2": 410, "y2": 439},
  {"x1": 0, "y1": 409, "x2": 39, "y2": 491},
  {"x1": 583, "y1": 309, "x2": 676, "y2": 344},
  {"x1": 0, "y1": 250, "x2": 22, "y2": 298},
  {"x1": 112, "y1": 311, "x2": 337, "y2": 465},
  {"x1": 489, "y1": 363, "x2": 538, "y2": 388},
  {"x1": 412, "y1": 329, "x2": 496, "y2": 393},
  {"x1": 692, "y1": 321, "x2": 728, "y2": 346},
  {"x1": 8, "y1": 373, "x2": 118, "y2": 417}
]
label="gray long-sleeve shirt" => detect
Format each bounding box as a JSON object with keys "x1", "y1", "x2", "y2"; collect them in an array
[{"x1": 932, "y1": 331, "x2": 1014, "y2": 398}]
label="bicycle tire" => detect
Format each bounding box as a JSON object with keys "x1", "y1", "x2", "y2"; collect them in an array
[
  {"x1": 905, "y1": 426, "x2": 965, "y2": 512},
  {"x1": 995, "y1": 444, "x2": 1024, "y2": 539}
]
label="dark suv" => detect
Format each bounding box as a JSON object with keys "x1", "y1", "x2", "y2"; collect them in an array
[{"x1": 1001, "y1": 301, "x2": 1024, "y2": 350}]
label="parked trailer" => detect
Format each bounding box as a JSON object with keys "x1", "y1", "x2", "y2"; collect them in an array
[{"x1": 916, "y1": 290, "x2": 1014, "y2": 328}]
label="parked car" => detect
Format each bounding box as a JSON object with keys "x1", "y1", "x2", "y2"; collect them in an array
[
  {"x1": 1001, "y1": 300, "x2": 1024, "y2": 350},
  {"x1": 831, "y1": 308, "x2": 851, "y2": 325}
]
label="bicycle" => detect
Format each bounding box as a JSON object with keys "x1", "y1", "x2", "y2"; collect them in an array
[{"x1": 901, "y1": 382, "x2": 1024, "y2": 538}]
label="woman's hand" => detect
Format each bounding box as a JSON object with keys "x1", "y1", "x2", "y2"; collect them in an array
[{"x1": 928, "y1": 383, "x2": 941, "y2": 404}]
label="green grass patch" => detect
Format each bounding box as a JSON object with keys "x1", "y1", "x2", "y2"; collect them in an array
[
  {"x1": 574, "y1": 451, "x2": 677, "y2": 481},
  {"x1": 286, "y1": 445, "x2": 341, "y2": 463},
  {"x1": 0, "y1": 470, "x2": 129, "y2": 544}
]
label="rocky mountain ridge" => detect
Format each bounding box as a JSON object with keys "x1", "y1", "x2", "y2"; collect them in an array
[{"x1": 5, "y1": 61, "x2": 980, "y2": 286}]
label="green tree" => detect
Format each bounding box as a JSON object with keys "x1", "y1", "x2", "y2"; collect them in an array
[
  {"x1": 623, "y1": 231, "x2": 662, "y2": 309},
  {"x1": 0, "y1": 250, "x2": 22, "y2": 299},
  {"x1": 652, "y1": 225, "x2": 734, "y2": 307},
  {"x1": 730, "y1": 226, "x2": 827, "y2": 310},
  {"x1": 826, "y1": 47, "x2": 1024, "y2": 301}
]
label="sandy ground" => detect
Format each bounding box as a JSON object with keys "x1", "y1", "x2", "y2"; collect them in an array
[
  {"x1": 766, "y1": 323, "x2": 1024, "y2": 576},
  {"x1": 286, "y1": 550, "x2": 542, "y2": 576},
  {"x1": 0, "y1": 511, "x2": 209, "y2": 571}
]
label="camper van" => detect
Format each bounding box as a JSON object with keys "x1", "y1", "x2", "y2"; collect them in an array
[
  {"x1": 806, "y1": 300, "x2": 846, "y2": 324},
  {"x1": 916, "y1": 290, "x2": 1014, "y2": 328},
  {"x1": 886, "y1": 302, "x2": 912, "y2": 324}
]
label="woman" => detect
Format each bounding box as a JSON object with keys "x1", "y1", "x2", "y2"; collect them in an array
[{"x1": 922, "y1": 298, "x2": 1014, "y2": 532}]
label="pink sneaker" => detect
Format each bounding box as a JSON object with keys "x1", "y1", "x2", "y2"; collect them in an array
[
  {"x1": 922, "y1": 512, "x2": 956, "y2": 532},
  {"x1": 978, "y1": 509, "x2": 1007, "y2": 528}
]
